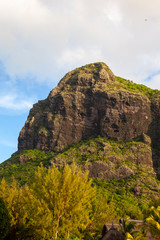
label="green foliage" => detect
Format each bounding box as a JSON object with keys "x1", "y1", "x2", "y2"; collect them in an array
[
  {"x1": 0, "y1": 149, "x2": 54, "y2": 185},
  {"x1": 125, "y1": 232, "x2": 147, "y2": 240},
  {"x1": 31, "y1": 163, "x2": 96, "y2": 239},
  {"x1": 0, "y1": 197, "x2": 11, "y2": 240},
  {"x1": 0, "y1": 136, "x2": 159, "y2": 225},
  {"x1": 0, "y1": 136, "x2": 148, "y2": 185},
  {"x1": 119, "y1": 218, "x2": 136, "y2": 235},
  {"x1": 51, "y1": 135, "x2": 150, "y2": 168},
  {"x1": 145, "y1": 206, "x2": 160, "y2": 238},
  {"x1": 120, "y1": 218, "x2": 147, "y2": 240},
  {"x1": 0, "y1": 136, "x2": 159, "y2": 238},
  {"x1": 85, "y1": 188, "x2": 118, "y2": 239},
  {"x1": 94, "y1": 177, "x2": 150, "y2": 220},
  {"x1": 0, "y1": 136, "x2": 155, "y2": 188},
  {"x1": 0, "y1": 164, "x2": 97, "y2": 240},
  {"x1": 115, "y1": 76, "x2": 160, "y2": 98}
]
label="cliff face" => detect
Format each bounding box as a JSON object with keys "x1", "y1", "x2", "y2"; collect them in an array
[
  {"x1": 18, "y1": 63, "x2": 151, "y2": 150},
  {"x1": 18, "y1": 62, "x2": 160, "y2": 176}
]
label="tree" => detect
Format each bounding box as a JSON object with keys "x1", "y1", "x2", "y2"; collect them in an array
[
  {"x1": 85, "y1": 189, "x2": 118, "y2": 239},
  {"x1": 0, "y1": 178, "x2": 29, "y2": 239},
  {"x1": 146, "y1": 206, "x2": 160, "y2": 239},
  {"x1": 119, "y1": 218, "x2": 136, "y2": 236},
  {"x1": 0, "y1": 164, "x2": 96, "y2": 239},
  {"x1": 0, "y1": 197, "x2": 11, "y2": 240},
  {"x1": 121, "y1": 218, "x2": 147, "y2": 240},
  {"x1": 125, "y1": 232, "x2": 147, "y2": 240},
  {"x1": 31, "y1": 163, "x2": 96, "y2": 239},
  {"x1": 0, "y1": 176, "x2": 60, "y2": 240}
]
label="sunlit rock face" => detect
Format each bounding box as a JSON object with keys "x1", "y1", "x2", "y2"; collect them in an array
[{"x1": 18, "y1": 62, "x2": 153, "y2": 153}]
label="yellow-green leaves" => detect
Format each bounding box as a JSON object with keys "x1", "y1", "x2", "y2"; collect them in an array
[
  {"x1": 146, "y1": 206, "x2": 160, "y2": 238},
  {"x1": 31, "y1": 164, "x2": 95, "y2": 239},
  {"x1": 0, "y1": 164, "x2": 96, "y2": 239}
]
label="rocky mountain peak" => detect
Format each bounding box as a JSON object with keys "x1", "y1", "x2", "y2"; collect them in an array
[
  {"x1": 59, "y1": 62, "x2": 115, "y2": 85},
  {"x1": 18, "y1": 62, "x2": 160, "y2": 174},
  {"x1": 49, "y1": 62, "x2": 115, "y2": 97}
]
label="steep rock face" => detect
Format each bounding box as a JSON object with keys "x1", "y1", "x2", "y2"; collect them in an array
[
  {"x1": 18, "y1": 62, "x2": 153, "y2": 153},
  {"x1": 148, "y1": 95, "x2": 160, "y2": 177}
]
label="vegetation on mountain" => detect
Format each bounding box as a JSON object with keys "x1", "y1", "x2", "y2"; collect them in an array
[
  {"x1": 0, "y1": 197, "x2": 11, "y2": 240},
  {"x1": 115, "y1": 76, "x2": 159, "y2": 97},
  {"x1": 0, "y1": 136, "x2": 160, "y2": 222},
  {"x1": 0, "y1": 149, "x2": 54, "y2": 185}
]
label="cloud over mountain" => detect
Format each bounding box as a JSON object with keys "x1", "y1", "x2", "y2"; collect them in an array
[{"x1": 0, "y1": 0, "x2": 159, "y2": 87}]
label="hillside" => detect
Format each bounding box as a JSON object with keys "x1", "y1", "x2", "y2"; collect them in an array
[{"x1": 0, "y1": 136, "x2": 160, "y2": 219}]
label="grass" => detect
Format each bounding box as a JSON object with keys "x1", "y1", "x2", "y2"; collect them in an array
[{"x1": 115, "y1": 76, "x2": 160, "y2": 98}]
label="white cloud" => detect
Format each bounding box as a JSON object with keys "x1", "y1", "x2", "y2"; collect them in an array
[
  {"x1": 103, "y1": 2, "x2": 122, "y2": 24},
  {"x1": 0, "y1": 0, "x2": 159, "y2": 88},
  {"x1": 0, "y1": 94, "x2": 34, "y2": 110},
  {"x1": 58, "y1": 47, "x2": 103, "y2": 71},
  {"x1": 143, "y1": 74, "x2": 160, "y2": 90}
]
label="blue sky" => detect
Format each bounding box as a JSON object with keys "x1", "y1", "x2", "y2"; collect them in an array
[{"x1": 0, "y1": 0, "x2": 160, "y2": 163}]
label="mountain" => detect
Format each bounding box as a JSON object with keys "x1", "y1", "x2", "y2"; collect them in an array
[
  {"x1": 18, "y1": 62, "x2": 151, "y2": 152},
  {"x1": 0, "y1": 62, "x2": 160, "y2": 216},
  {"x1": 18, "y1": 62, "x2": 160, "y2": 176}
]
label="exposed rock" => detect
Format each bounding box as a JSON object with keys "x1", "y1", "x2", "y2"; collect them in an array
[
  {"x1": 87, "y1": 161, "x2": 134, "y2": 180},
  {"x1": 18, "y1": 62, "x2": 152, "y2": 152},
  {"x1": 19, "y1": 154, "x2": 32, "y2": 165},
  {"x1": 141, "y1": 133, "x2": 151, "y2": 146},
  {"x1": 133, "y1": 185, "x2": 141, "y2": 196}
]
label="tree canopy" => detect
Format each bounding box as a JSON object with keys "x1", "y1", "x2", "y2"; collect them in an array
[
  {"x1": 0, "y1": 197, "x2": 11, "y2": 240},
  {"x1": 0, "y1": 164, "x2": 98, "y2": 239}
]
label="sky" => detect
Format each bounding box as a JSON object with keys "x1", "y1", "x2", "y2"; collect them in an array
[{"x1": 0, "y1": 0, "x2": 160, "y2": 163}]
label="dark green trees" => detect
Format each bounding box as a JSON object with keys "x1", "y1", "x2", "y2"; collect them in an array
[{"x1": 0, "y1": 197, "x2": 10, "y2": 240}]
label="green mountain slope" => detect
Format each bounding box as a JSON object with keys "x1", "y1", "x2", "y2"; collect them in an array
[{"x1": 0, "y1": 136, "x2": 160, "y2": 219}]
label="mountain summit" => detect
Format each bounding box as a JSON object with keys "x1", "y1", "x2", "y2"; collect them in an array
[
  {"x1": 17, "y1": 64, "x2": 147, "y2": 145},
  {"x1": 18, "y1": 62, "x2": 160, "y2": 176}
]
